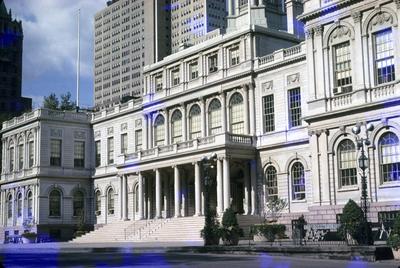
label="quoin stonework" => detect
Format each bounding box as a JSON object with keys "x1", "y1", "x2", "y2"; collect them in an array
[{"x1": 1, "y1": 0, "x2": 400, "y2": 242}]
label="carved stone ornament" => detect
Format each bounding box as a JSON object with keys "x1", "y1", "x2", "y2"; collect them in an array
[
  {"x1": 121, "y1": 123, "x2": 128, "y2": 132},
  {"x1": 351, "y1": 11, "x2": 362, "y2": 23},
  {"x1": 287, "y1": 73, "x2": 300, "y2": 86},
  {"x1": 94, "y1": 131, "x2": 101, "y2": 138},
  {"x1": 107, "y1": 127, "x2": 114, "y2": 135},
  {"x1": 396, "y1": 0, "x2": 400, "y2": 9},
  {"x1": 305, "y1": 28, "x2": 313, "y2": 39},
  {"x1": 314, "y1": 25, "x2": 323, "y2": 36},
  {"x1": 370, "y1": 12, "x2": 393, "y2": 29},
  {"x1": 74, "y1": 131, "x2": 86, "y2": 139},
  {"x1": 330, "y1": 26, "x2": 351, "y2": 42},
  {"x1": 135, "y1": 119, "x2": 142, "y2": 128},
  {"x1": 50, "y1": 128, "x2": 62, "y2": 138},
  {"x1": 262, "y1": 81, "x2": 273, "y2": 94}
]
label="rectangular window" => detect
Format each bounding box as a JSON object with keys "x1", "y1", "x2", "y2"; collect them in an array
[
  {"x1": 28, "y1": 141, "x2": 34, "y2": 168},
  {"x1": 230, "y1": 47, "x2": 240, "y2": 66},
  {"x1": 50, "y1": 139, "x2": 62, "y2": 166},
  {"x1": 107, "y1": 137, "x2": 114, "y2": 164},
  {"x1": 155, "y1": 75, "x2": 163, "y2": 91},
  {"x1": 288, "y1": 88, "x2": 302, "y2": 128},
  {"x1": 375, "y1": 29, "x2": 395, "y2": 84},
  {"x1": 189, "y1": 62, "x2": 198, "y2": 80},
  {"x1": 74, "y1": 141, "x2": 85, "y2": 168},
  {"x1": 135, "y1": 130, "x2": 142, "y2": 151},
  {"x1": 95, "y1": 141, "x2": 101, "y2": 167},
  {"x1": 121, "y1": 133, "x2": 128, "y2": 154},
  {"x1": 18, "y1": 144, "x2": 24, "y2": 170},
  {"x1": 171, "y1": 69, "x2": 180, "y2": 86},
  {"x1": 262, "y1": 94, "x2": 275, "y2": 132},
  {"x1": 334, "y1": 42, "x2": 352, "y2": 88},
  {"x1": 208, "y1": 54, "x2": 218, "y2": 73}
]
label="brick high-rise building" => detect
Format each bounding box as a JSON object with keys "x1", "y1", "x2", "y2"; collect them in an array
[{"x1": 0, "y1": 0, "x2": 31, "y2": 119}]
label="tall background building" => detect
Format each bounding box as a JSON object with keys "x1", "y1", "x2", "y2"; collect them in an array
[
  {"x1": 93, "y1": 0, "x2": 172, "y2": 109},
  {"x1": 0, "y1": 0, "x2": 31, "y2": 120}
]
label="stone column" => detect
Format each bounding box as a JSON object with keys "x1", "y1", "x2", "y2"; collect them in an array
[
  {"x1": 244, "y1": 162, "x2": 251, "y2": 215},
  {"x1": 319, "y1": 130, "x2": 330, "y2": 204},
  {"x1": 250, "y1": 159, "x2": 257, "y2": 215},
  {"x1": 155, "y1": 169, "x2": 161, "y2": 218},
  {"x1": 243, "y1": 84, "x2": 250, "y2": 134},
  {"x1": 200, "y1": 98, "x2": 206, "y2": 137},
  {"x1": 216, "y1": 158, "x2": 224, "y2": 214},
  {"x1": 221, "y1": 92, "x2": 227, "y2": 133},
  {"x1": 314, "y1": 25, "x2": 325, "y2": 99},
  {"x1": 123, "y1": 175, "x2": 128, "y2": 220},
  {"x1": 138, "y1": 172, "x2": 144, "y2": 220},
  {"x1": 143, "y1": 115, "x2": 148, "y2": 150},
  {"x1": 223, "y1": 157, "x2": 231, "y2": 210},
  {"x1": 174, "y1": 166, "x2": 181, "y2": 217},
  {"x1": 248, "y1": 83, "x2": 256, "y2": 135},
  {"x1": 310, "y1": 131, "x2": 321, "y2": 204},
  {"x1": 352, "y1": 11, "x2": 365, "y2": 90},
  {"x1": 182, "y1": 104, "x2": 187, "y2": 141},
  {"x1": 164, "y1": 110, "x2": 169, "y2": 144},
  {"x1": 148, "y1": 114, "x2": 153, "y2": 148},
  {"x1": 194, "y1": 162, "x2": 201, "y2": 216}
]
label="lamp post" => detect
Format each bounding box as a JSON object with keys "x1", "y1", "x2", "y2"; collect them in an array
[
  {"x1": 351, "y1": 123, "x2": 374, "y2": 244},
  {"x1": 201, "y1": 153, "x2": 217, "y2": 245}
]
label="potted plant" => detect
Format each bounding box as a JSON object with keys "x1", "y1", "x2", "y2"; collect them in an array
[
  {"x1": 387, "y1": 215, "x2": 400, "y2": 259},
  {"x1": 219, "y1": 208, "x2": 243, "y2": 246},
  {"x1": 21, "y1": 232, "x2": 37, "y2": 243}
]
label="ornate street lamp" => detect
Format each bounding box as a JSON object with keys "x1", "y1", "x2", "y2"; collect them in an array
[
  {"x1": 201, "y1": 153, "x2": 217, "y2": 245},
  {"x1": 351, "y1": 123, "x2": 374, "y2": 244}
]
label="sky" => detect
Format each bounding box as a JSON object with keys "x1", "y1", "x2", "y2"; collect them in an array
[{"x1": 5, "y1": 0, "x2": 105, "y2": 109}]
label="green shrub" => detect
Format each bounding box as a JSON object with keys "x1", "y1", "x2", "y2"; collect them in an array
[
  {"x1": 251, "y1": 224, "x2": 286, "y2": 242},
  {"x1": 220, "y1": 208, "x2": 243, "y2": 246},
  {"x1": 338, "y1": 199, "x2": 373, "y2": 245},
  {"x1": 200, "y1": 209, "x2": 220, "y2": 246},
  {"x1": 387, "y1": 215, "x2": 400, "y2": 250},
  {"x1": 21, "y1": 232, "x2": 37, "y2": 239}
]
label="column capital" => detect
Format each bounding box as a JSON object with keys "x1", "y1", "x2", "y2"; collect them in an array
[
  {"x1": 351, "y1": 11, "x2": 362, "y2": 23},
  {"x1": 305, "y1": 28, "x2": 314, "y2": 40},
  {"x1": 313, "y1": 25, "x2": 323, "y2": 36}
]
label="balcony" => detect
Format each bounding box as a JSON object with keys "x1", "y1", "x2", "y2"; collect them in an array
[
  {"x1": 257, "y1": 43, "x2": 306, "y2": 69},
  {"x1": 123, "y1": 132, "x2": 255, "y2": 164}
]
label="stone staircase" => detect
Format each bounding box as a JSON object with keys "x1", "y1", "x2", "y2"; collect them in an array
[{"x1": 70, "y1": 216, "x2": 205, "y2": 243}]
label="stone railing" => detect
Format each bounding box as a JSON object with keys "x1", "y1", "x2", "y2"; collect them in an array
[
  {"x1": 371, "y1": 82, "x2": 396, "y2": 100},
  {"x1": 91, "y1": 98, "x2": 143, "y2": 121},
  {"x1": 141, "y1": 148, "x2": 156, "y2": 157},
  {"x1": 198, "y1": 136, "x2": 215, "y2": 145},
  {"x1": 258, "y1": 42, "x2": 305, "y2": 67},
  {"x1": 159, "y1": 144, "x2": 174, "y2": 153},
  {"x1": 125, "y1": 152, "x2": 138, "y2": 161},
  {"x1": 331, "y1": 92, "x2": 353, "y2": 108},
  {"x1": 227, "y1": 133, "x2": 253, "y2": 144},
  {"x1": 177, "y1": 140, "x2": 194, "y2": 150}
]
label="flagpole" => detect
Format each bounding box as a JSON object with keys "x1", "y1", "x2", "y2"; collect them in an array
[{"x1": 76, "y1": 9, "x2": 81, "y2": 110}]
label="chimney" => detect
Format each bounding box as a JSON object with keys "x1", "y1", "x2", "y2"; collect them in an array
[{"x1": 286, "y1": 0, "x2": 304, "y2": 38}]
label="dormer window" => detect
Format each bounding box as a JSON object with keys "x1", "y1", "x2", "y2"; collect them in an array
[{"x1": 208, "y1": 54, "x2": 218, "y2": 73}]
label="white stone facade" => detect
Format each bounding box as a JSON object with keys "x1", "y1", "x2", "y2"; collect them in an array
[{"x1": 2, "y1": 0, "x2": 400, "y2": 241}]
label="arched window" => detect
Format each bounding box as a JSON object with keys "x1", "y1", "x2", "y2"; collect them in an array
[
  {"x1": 265, "y1": 166, "x2": 278, "y2": 200},
  {"x1": 154, "y1": 115, "x2": 165, "y2": 146},
  {"x1": 28, "y1": 134, "x2": 34, "y2": 168},
  {"x1": 229, "y1": 93, "x2": 244, "y2": 134},
  {"x1": 49, "y1": 189, "x2": 61, "y2": 217},
  {"x1": 73, "y1": 190, "x2": 84, "y2": 217},
  {"x1": 171, "y1": 110, "x2": 182, "y2": 143},
  {"x1": 9, "y1": 141, "x2": 14, "y2": 172},
  {"x1": 208, "y1": 99, "x2": 222, "y2": 135},
  {"x1": 7, "y1": 194, "x2": 12, "y2": 219},
  {"x1": 107, "y1": 188, "x2": 115, "y2": 215},
  {"x1": 95, "y1": 190, "x2": 101, "y2": 215},
  {"x1": 18, "y1": 138, "x2": 24, "y2": 170},
  {"x1": 27, "y1": 191, "x2": 33, "y2": 218},
  {"x1": 291, "y1": 162, "x2": 305, "y2": 200},
  {"x1": 379, "y1": 132, "x2": 400, "y2": 183},
  {"x1": 17, "y1": 193, "x2": 22, "y2": 217},
  {"x1": 189, "y1": 105, "x2": 201, "y2": 139},
  {"x1": 338, "y1": 139, "x2": 357, "y2": 187}
]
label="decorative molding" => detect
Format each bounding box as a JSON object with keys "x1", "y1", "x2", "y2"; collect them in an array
[
  {"x1": 314, "y1": 25, "x2": 323, "y2": 36},
  {"x1": 261, "y1": 81, "x2": 273, "y2": 94},
  {"x1": 107, "y1": 127, "x2": 114, "y2": 136},
  {"x1": 287, "y1": 73, "x2": 300, "y2": 86},
  {"x1": 396, "y1": 0, "x2": 400, "y2": 9},
  {"x1": 330, "y1": 25, "x2": 351, "y2": 42},
  {"x1": 370, "y1": 12, "x2": 393, "y2": 30},
  {"x1": 339, "y1": 125, "x2": 346, "y2": 134},
  {"x1": 305, "y1": 28, "x2": 313, "y2": 39},
  {"x1": 50, "y1": 128, "x2": 62, "y2": 138},
  {"x1": 351, "y1": 11, "x2": 362, "y2": 23},
  {"x1": 135, "y1": 119, "x2": 142, "y2": 128},
  {"x1": 121, "y1": 123, "x2": 128, "y2": 132},
  {"x1": 94, "y1": 131, "x2": 101, "y2": 138},
  {"x1": 74, "y1": 131, "x2": 86, "y2": 139}
]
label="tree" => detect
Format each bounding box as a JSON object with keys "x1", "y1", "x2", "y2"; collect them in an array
[
  {"x1": 43, "y1": 93, "x2": 59, "y2": 110},
  {"x1": 60, "y1": 92, "x2": 76, "y2": 111},
  {"x1": 264, "y1": 197, "x2": 288, "y2": 223}
]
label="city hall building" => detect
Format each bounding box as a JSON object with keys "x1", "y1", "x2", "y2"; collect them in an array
[{"x1": 1, "y1": 0, "x2": 400, "y2": 242}]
